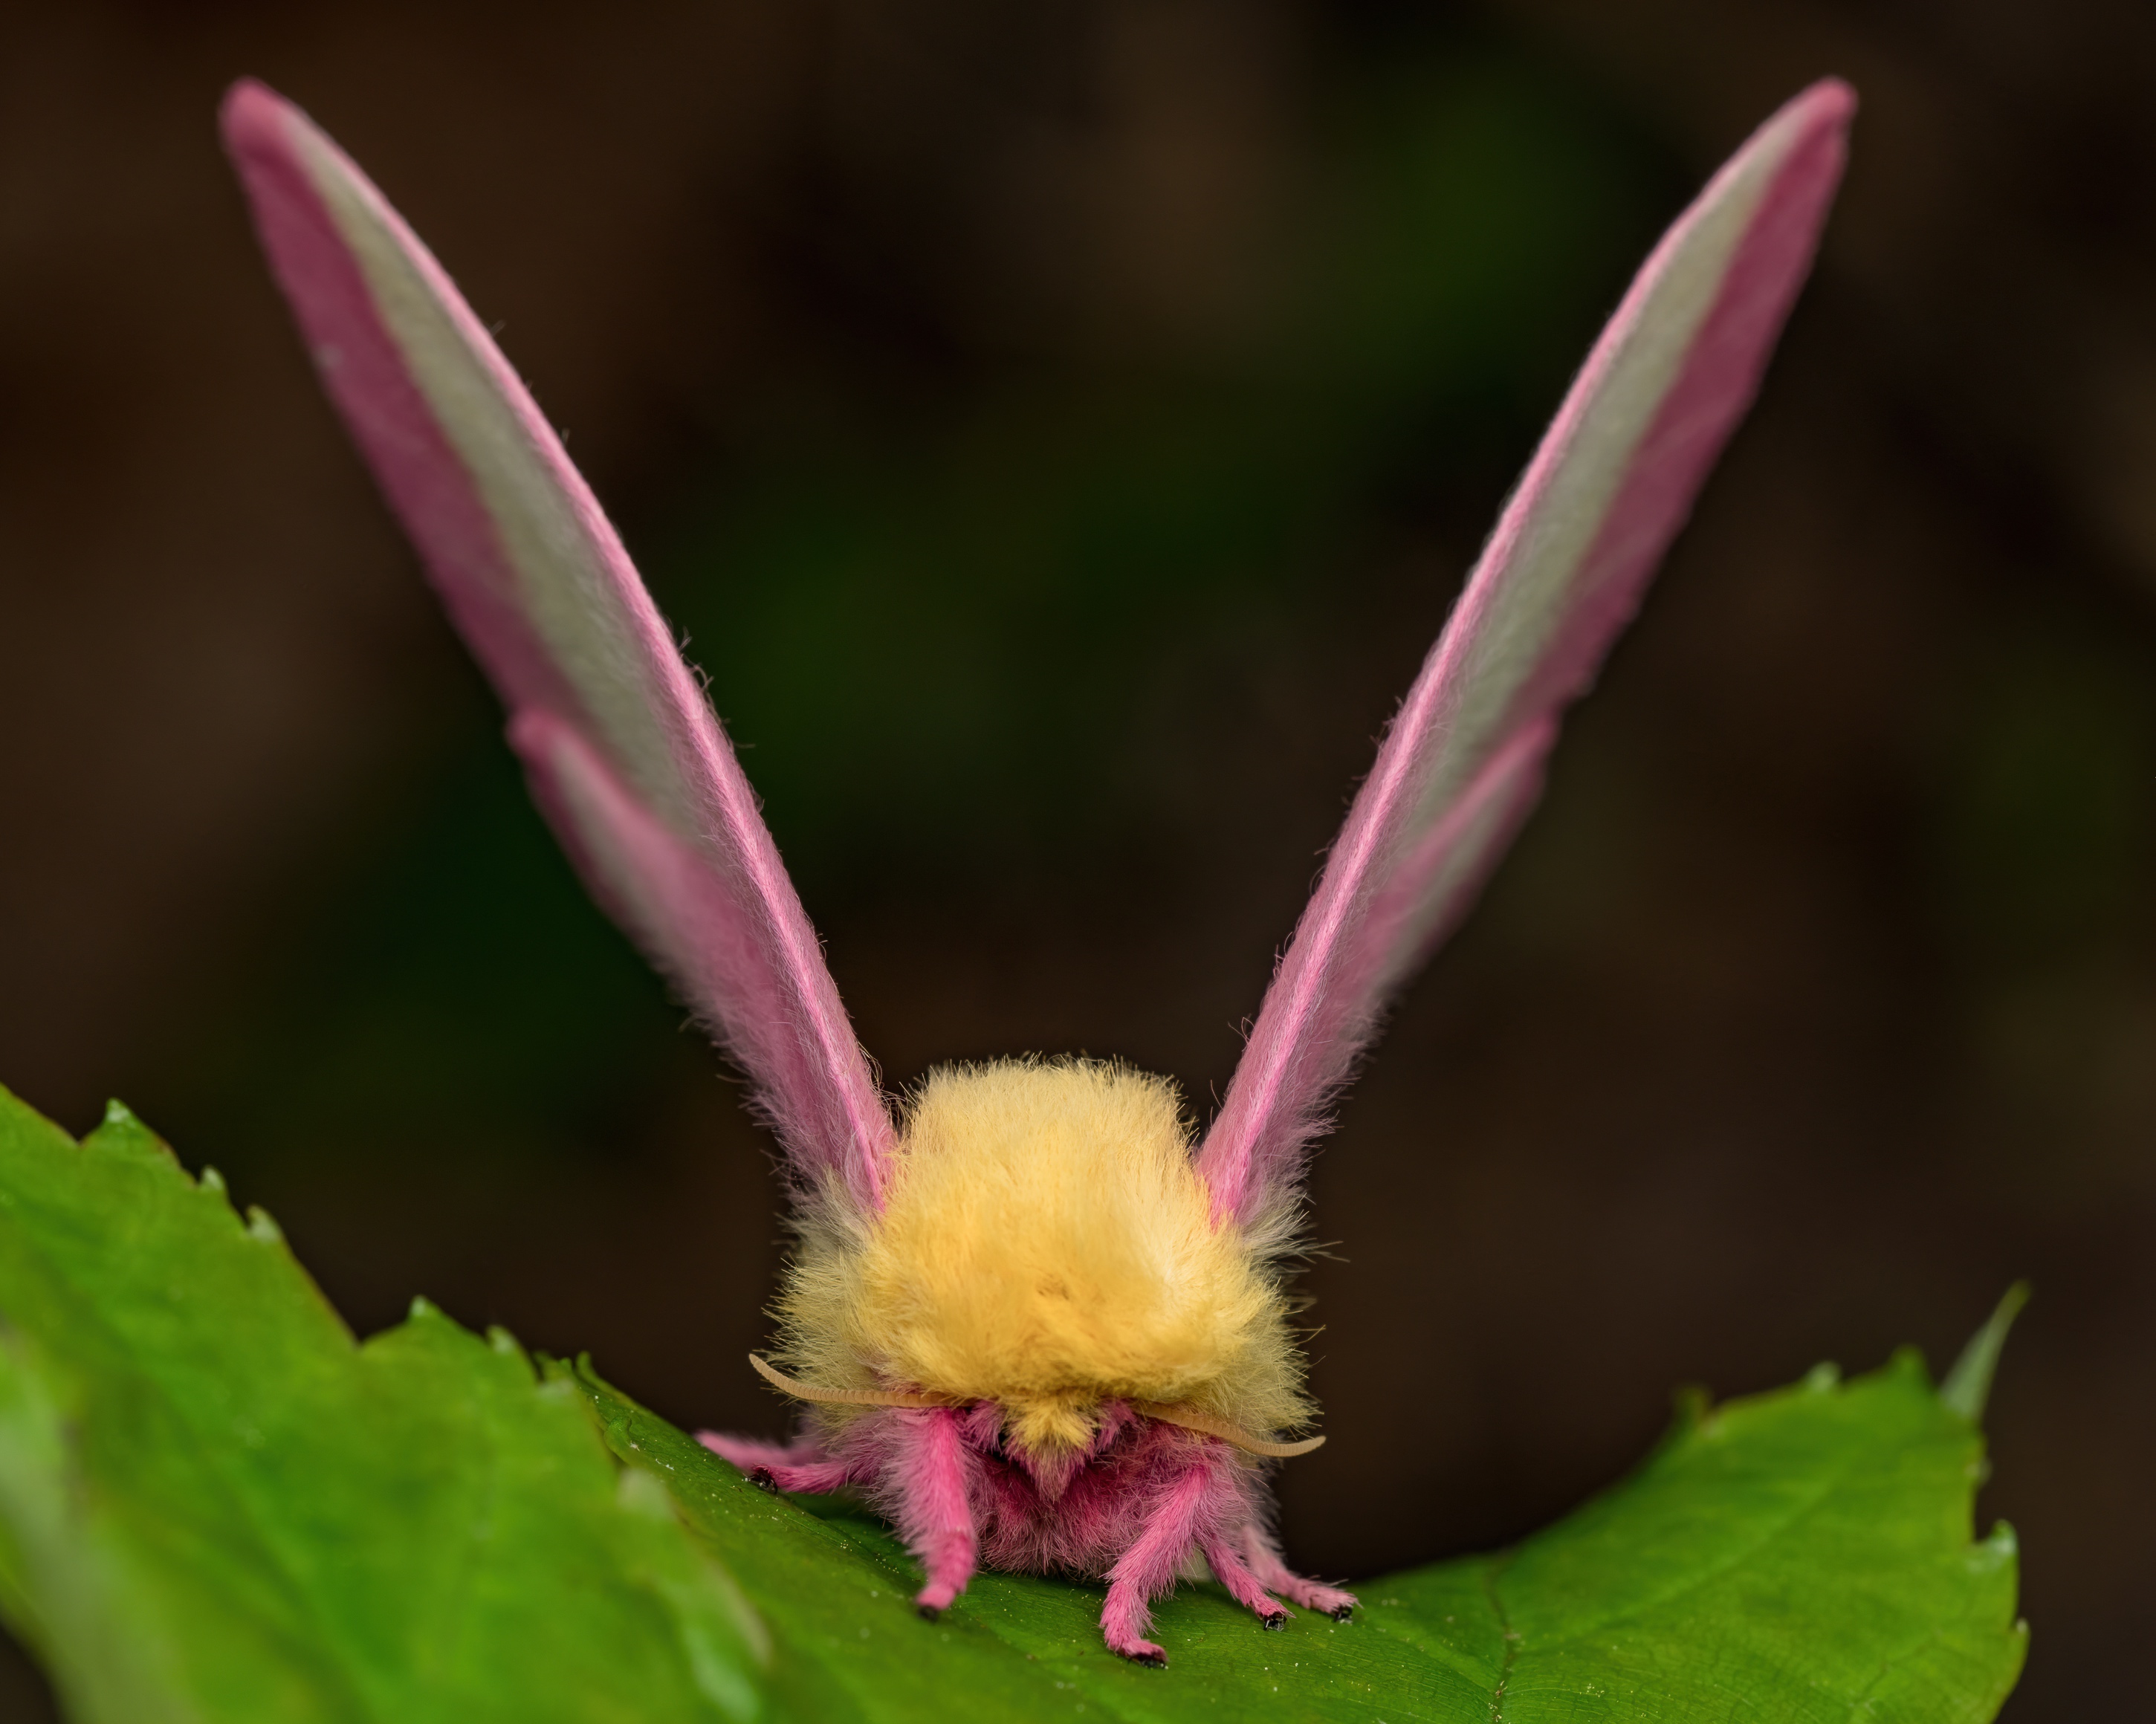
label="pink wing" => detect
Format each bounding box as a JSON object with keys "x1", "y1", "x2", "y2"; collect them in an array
[
  {"x1": 1197, "y1": 80, "x2": 1855, "y2": 1226},
  {"x1": 221, "y1": 81, "x2": 896, "y2": 1211}
]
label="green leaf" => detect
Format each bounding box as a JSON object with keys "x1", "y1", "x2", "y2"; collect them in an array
[
  {"x1": 0, "y1": 1086, "x2": 767, "y2": 1724},
  {"x1": 0, "y1": 1082, "x2": 2025, "y2": 1722},
  {"x1": 572, "y1": 1345, "x2": 2026, "y2": 1721},
  {"x1": 1941, "y1": 1283, "x2": 2030, "y2": 1423}
]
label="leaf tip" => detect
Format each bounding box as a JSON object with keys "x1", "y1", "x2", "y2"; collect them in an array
[
  {"x1": 1885, "y1": 1343, "x2": 1929, "y2": 1383},
  {"x1": 86, "y1": 1098, "x2": 171, "y2": 1164},
  {"x1": 1940, "y1": 1283, "x2": 2030, "y2": 1425},
  {"x1": 1661, "y1": 1383, "x2": 1712, "y2": 1451}
]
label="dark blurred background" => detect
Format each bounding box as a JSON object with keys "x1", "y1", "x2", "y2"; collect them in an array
[{"x1": 3, "y1": 1, "x2": 2152, "y2": 1718}]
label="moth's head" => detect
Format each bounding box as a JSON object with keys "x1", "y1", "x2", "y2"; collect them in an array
[
  {"x1": 996, "y1": 1387, "x2": 1116, "y2": 1459},
  {"x1": 825, "y1": 1059, "x2": 1307, "y2": 1452}
]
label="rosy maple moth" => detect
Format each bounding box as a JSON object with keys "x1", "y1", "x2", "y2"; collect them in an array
[{"x1": 221, "y1": 75, "x2": 1852, "y2": 1666}]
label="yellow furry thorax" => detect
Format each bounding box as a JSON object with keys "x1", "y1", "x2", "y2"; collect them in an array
[{"x1": 776, "y1": 1059, "x2": 1309, "y2": 1457}]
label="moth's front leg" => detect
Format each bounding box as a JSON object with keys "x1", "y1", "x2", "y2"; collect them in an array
[
  {"x1": 1101, "y1": 1444, "x2": 1242, "y2": 1666},
  {"x1": 888, "y1": 1406, "x2": 980, "y2": 1617},
  {"x1": 1242, "y1": 1522, "x2": 1358, "y2": 1620},
  {"x1": 1197, "y1": 1525, "x2": 1289, "y2": 1630},
  {"x1": 696, "y1": 1428, "x2": 857, "y2": 1494}
]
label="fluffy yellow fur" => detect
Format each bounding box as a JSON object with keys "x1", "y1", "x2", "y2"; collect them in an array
[{"x1": 777, "y1": 1060, "x2": 1308, "y2": 1456}]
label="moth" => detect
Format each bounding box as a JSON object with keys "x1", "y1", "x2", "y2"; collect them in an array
[{"x1": 223, "y1": 77, "x2": 1851, "y2": 1665}]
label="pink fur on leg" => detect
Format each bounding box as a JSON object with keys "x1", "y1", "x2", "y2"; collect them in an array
[
  {"x1": 888, "y1": 1407, "x2": 979, "y2": 1617},
  {"x1": 1101, "y1": 1448, "x2": 1236, "y2": 1667},
  {"x1": 757, "y1": 1457, "x2": 860, "y2": 1494},
  {"x1": 703, "y1": 1409, "x2": 1344, "y2": 1656},
  {"x1": 697, "y1": 1428, "x2": 860, "y2": 1494},
  {"x1": 1199, "y1": 1526, "x2": 1289, "y2": 1630},
  {"x1": 696, "y1": 1428, "x2": 825, "y2": 1471},
  {"x1": 1243, "y1": 1523, "x2": 1358, "y2": 1619}
]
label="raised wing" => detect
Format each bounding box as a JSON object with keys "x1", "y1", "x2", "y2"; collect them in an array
[
  {"x1": 221, "y1": 81, "x2": 896, "y2": 1210},
  {"x1": 1197, "y1": 80, "x2": 1855, "y2": 1227}
]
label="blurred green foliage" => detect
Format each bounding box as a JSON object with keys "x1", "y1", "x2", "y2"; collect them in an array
[
  {"x1": 655, "y1": 53, "x2": 1665, "y2": 885},
  {"x1": 1928, "y1": 606, "x2": 2156, "y2": 1175},
  {"x1": 1932, "y1": 612, "x2": 2156, "y2": 972}
]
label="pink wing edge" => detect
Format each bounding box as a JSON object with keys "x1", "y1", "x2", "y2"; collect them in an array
[
  {"x1": 1197, "y1": 79, "x2": 1856, "y2": 1227},
  {"x1": 219, "y1": 79, "x2": 895, "y2": 1209}
]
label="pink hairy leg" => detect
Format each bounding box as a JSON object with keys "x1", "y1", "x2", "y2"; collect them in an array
[
  {"x1": 752, "y1": 1459, "x2": 858, "y2": 1494},
  {"x1": 1196, "y1": 1526, "x2": 1289, "y2": 1631},
  {"x1": 890, "y1": 1407, "x2": 980, "y2": 1618},
  {"x1": 1242, "y1": 1523, "x2": 1358, "y2": 1618},
  {"x1": 696, "y1": 1429, "x2": 858, "y2": 1494},
  {"x1": 694, "y1": 1430, "x2": 827, "y2": 1472},
  {"x1": 1101, "y1": 1446, "x2": 1243, "y2": 1667}
]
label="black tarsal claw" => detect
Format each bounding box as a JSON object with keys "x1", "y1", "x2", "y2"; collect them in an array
[
  {"x1": 1327, "y1": 1606, "x2": 1355, "y2": 1623},
  {"x1": 1262, "y1": 1613, "x2": 1289, "y2": 1632},
  {"x1": 1128, "y1": 1650, "x2": 1168, "y2": 1669},
  {"x1": 917, "y1": 1604, "x2": 941, "y2": 1622},
  {"x1": 748, "y1": 1467, "x2": 780, "y2": 1495}
]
